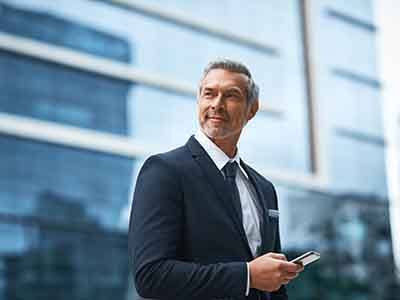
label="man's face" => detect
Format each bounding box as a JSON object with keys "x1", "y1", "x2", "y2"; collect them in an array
[{"x1": 198, "y1": 69, "x2": 258, "y2": 142}]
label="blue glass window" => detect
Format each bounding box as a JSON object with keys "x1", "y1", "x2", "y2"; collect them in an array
[
  {"x1": 0, "y1": 135, "x2": 134, "y2": 230},
  {"x1": 0, "y1": 2, "x2": 133, "y2": 135}
]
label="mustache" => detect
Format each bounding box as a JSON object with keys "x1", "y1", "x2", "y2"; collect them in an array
[{"x1": 206, "y1": 112, "x2": 228, "y2": 120}]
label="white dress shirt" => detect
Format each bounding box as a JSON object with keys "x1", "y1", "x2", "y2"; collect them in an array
[{"x1": 194, "y1": 130, "x2": 262, "y2": 295}]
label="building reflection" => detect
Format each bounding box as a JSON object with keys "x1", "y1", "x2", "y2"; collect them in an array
[
  {"x1": 4, "y1": 191, "x2": 129, "y2": 300},
  {"x1": 285, "y1": 189, "x2": 397, "y2": 299}
]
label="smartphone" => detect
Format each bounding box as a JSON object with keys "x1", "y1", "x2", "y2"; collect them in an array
[{"x1": 290, "y1": 251, "x2": 320, "y2": 266}]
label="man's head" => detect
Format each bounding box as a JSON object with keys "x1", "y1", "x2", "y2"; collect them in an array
[{"x1": 197, "y1": 59, "x2": 259, "y2": 144}]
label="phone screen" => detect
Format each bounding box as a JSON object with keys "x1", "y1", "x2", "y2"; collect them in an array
[{"x1": 291, "y1": 251, "x2": 320, "y2": 266}]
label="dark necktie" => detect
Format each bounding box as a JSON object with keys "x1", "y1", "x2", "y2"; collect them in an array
[{"x1": 222, "y1": 161, "x2": 243, "y2": 223}]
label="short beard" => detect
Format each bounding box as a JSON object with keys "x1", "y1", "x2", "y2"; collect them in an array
[{"x1": 201, "y1": 124, "x2": 231, "y2": 140}]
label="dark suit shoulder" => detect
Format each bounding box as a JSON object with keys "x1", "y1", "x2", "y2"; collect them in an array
[
  {"x1": 157, "y1": 144, "x2": 190, "y2": 162},
  {"x1": 142, "y1": 143, "x2": 192, "y2": 175}
]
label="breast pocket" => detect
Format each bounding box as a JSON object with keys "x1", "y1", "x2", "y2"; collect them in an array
[
  {"x1": 261, "y1": 209, "x2": 280, "y2": 252},
  {"x1": 267, "y1": 209, "x2": 279, "y2": 224}
]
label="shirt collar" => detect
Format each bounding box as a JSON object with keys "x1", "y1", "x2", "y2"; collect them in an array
[{"x1": 194, "y1": 130, "x2": 249, "y2": 179}]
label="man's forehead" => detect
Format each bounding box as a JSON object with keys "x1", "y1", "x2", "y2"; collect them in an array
[{"x1": 201, "y1": 69, "x2": 248, "y2": 89}]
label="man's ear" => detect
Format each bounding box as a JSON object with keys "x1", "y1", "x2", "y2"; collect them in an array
[{"x1": 247, "y1": 100, "x2": 259, "y2": 121}]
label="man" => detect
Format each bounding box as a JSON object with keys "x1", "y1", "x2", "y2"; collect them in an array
[{"x1": 129, "y1": 59, "x2": 303, "y2": 300}]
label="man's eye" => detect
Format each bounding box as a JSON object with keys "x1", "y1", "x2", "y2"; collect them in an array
[
  {"x1": 203, "y1": 92, "x2": 213, "y2": 97},
  {"x1": 225, "y1": 93, "x2": 239, "y2": 99}
]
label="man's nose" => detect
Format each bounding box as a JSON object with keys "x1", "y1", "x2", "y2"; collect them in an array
[{"x1": 210, "y1": 94, "x2": 224, "y2": 110}]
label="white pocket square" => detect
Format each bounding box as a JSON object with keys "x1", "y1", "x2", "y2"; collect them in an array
[{"x1": 268, "y1": 209, "x2": 280, "y2": 218}]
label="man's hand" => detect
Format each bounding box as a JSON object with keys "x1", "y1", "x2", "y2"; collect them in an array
[{"x1": 248, "y1": 252, "x2": 303, "y2": 292}]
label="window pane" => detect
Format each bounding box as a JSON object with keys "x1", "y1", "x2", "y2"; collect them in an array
[
  {"x1": 0, "y1": 2, "x2": 132, "y2": 135},
  {"x1": 0, "y1": 221, "x2": 130, "y2": 300},
  {"x1": 0, "y1": 135, "x2": 134, "y2": 230}
]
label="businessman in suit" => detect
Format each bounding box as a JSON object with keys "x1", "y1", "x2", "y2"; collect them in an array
[{"x1": 129, "y1": 59, "x2": 303, "y2": 300}]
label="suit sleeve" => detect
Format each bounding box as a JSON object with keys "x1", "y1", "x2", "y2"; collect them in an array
[
  {"x1": 269, "y1": 183, "x2": 289, "y2": 300},
  {"x1": 128, "y1": 155, "x2": 247, "y2": 299}
]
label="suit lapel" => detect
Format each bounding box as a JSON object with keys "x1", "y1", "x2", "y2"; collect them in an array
[
  {"x1": 240, "y1": 160, "x2": 275, "y2": 254},
  {"x1": 186, "y1": 136, "x2": 253, "y2": 257}
]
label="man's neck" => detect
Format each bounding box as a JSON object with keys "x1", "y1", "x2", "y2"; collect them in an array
[
  {"x1": 203, "y1": 132, "x2": 239, "y2": 159},
  {"x1": 212, "y1": 140, "x2": 236, "y2": 158}
]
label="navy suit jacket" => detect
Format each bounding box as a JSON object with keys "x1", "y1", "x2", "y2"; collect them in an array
[{"x1": 129, "y1": 136, "x2": 288, "y2": 300}]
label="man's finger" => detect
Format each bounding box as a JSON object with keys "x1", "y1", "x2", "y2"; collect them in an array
[
  {"x1": 267, "y1": 253, "x2": 287, "y2": 261},
  {"x1": 279, "y1": 261, "x2": 302, "y2": 272},
  {"x1": 284, "y1": 272, "x2": 299, "y2": 280},
  {"x1": 281, "y1": 279, "x2": 290, "y2": 285},
  {"x1": 296, "y1": 264, "x2": 304, "y2": 272}
]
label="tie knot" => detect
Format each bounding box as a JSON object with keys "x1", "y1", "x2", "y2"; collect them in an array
[{"x1": 223, "y1": 161, "x2": 238, "y2": 179}]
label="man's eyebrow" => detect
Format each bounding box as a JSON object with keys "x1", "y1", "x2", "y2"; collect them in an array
[
  {"x1": 200, "y1": 85, "x2": 244, "y2": 95},
  {"x1": 224, "y1": 87, "x2": 245, "y2": 95},
  {"x1": 201, "y1": 87, "x2": 215, "y2": 93}
]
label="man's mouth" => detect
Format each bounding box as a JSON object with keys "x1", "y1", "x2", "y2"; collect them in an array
[{"x1": 207, "y1": 115, "x2": 227, "y2": 121}]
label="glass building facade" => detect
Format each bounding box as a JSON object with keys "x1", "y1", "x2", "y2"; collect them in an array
[{"x1": 0, "y1": 0, "x2": 398, "y2": 299}]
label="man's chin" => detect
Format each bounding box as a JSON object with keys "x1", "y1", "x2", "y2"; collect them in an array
[{"x1": 202, "y1": 128, "x2": 228, "y2": 140}]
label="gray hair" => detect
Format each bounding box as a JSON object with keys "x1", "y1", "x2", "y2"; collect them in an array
[{"x1": 199, "y1": 59, "x2": 259, "y2": 105}]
